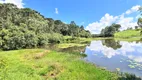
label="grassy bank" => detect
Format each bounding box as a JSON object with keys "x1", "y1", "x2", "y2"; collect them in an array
[
  {"x1": 63, "y1": 36, "x2": 142, "y2": 43},
  {"x1": 0, "y1": 49, "x2": 119, "y2": 80},
  {"x1": 114, "y1": 30, "x2": 141, "y2": 38},
  {"x1": 114, "y1": 37, "x2": 142, "y2": 42}
]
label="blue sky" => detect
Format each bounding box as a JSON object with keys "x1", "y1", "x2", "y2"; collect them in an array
[{"x1": 0, "y1": 0, "x2": 142, "y2": 34}]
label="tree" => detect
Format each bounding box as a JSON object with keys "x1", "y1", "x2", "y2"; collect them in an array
[
  {"x1": 46, "y1": 18, "x2": 54, "y2": 32},
  {"x1": 70, "y1": 21, "x2": 76, "y2": 25},
  {"x1": 54, "y1": 20, "x2": 64, "y2": 33},
  {"x1": 138, "y1": 6, "x2": 142, "y2": 36},
  {"x1": 111, "y1": 23, "x2": 121, "y2": 32},
  {"x1": 60, "y1": 24, "x2": 68, "y2": 35},
  {"x1": 138, "y1": 18, "x2": 142, "y2": 28},
  {"x1": 100, "y1": 23, "x2": 121, "y2": 37},
  {"x1": 105, "y1": 26, "x2": 116, "y2": 37},
  {"x1": 135, "y1": 26, "x2": 139, "y2": 30},
  {"x1": 139, "y1": 6, "x2": 142, "y2": 15},
  {"x1": 68, "y1": 21, "x2": 78, "y2": 37},
  {"x1": 80, "y1": 25, "x2": 84, "y2": 31},
  {"x1": 100, "y1": 29, "x2": 105, "y2": 37}
]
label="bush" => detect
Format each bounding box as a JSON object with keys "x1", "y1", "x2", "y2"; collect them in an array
[
  {"x1": 37, "y1": 34, "x2": 49, "y2": 46},
  {"x1": 47, "y1": 33, "x2": 63, "y2": 43},
  {"x1": 24, "y1": 31, "x2": 38, "y2": 48}
]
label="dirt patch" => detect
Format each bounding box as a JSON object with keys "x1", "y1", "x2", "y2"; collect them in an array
[{"x1": 33, "y1": 50, "x2": 50, "y2": 59}]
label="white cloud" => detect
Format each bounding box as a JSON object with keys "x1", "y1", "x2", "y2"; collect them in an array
[
  {"x1": 117, "y1": 17, "x2": 137, "y2": 30},
  {"x1": 86, "y1": 41, "x2": 142, "y2": 61},
  {"x1": 86, "y1": 5, "x2": 140, "y2": 34},
  {"x1": 0, "y1": 0, "x2": 24, "y2": 8},
  {"x1": 86, "y1": 13, "x2": 118, "y2": 34},
  {"x1": 125, "y1": 5, "x2": 140, "y2": 15},
  {"x1": 55, "y1": 8, "x2": 59, "y2": 14}
]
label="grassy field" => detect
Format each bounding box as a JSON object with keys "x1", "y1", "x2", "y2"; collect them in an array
[
  {"x1": 0, "y1": 49, "x2": 119, "y2": 80},
  {"x1": 114, "y1": 30, "x2": 141, "y2": 38}
]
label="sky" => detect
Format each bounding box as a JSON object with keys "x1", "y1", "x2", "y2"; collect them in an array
[{"x1": 0, "y1": 0, "x2": 142, "y2": 34}]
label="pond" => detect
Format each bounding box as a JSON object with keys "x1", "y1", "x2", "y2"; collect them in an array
[{"x1": 84, "y1": 39, "x2": 142, "y2": 77}]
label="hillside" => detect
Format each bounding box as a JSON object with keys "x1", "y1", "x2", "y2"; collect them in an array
[
  {"x1": 114, "y1": 29, "x2": 142, "y2": 38},
  {"x1": 0, "y1": 3, "x2": 91, "y2": 50}
]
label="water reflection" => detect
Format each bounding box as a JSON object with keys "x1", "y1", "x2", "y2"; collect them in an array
[
  {"x1": 84, "y1": 39, "x2": 142, "y2": 76},
  {"x1": 46, "y1": 44, "x2": 86, "y2": 53},
  {"x1": 102, "y1": 39, "x2": 122, "y2": 50}
]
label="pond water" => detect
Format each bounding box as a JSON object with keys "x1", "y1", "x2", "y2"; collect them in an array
[{"x1": 84, "y1": 39, "x2": 142, "y2": 77}]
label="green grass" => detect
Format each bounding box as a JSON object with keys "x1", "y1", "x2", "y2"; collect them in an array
[
  {"x1": 114, "y1": 37, "x2": 142, "y2": 42},
  {"x1": 114, "y1": 30, "x2": 141, "y2": 38},
  {"x1": 0, "y1": 49, "x2": 119, "y2": 80}
]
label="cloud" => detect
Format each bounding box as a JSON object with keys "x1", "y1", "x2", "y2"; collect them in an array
[
  {"x1": 55, "y1": 8, "x2": 59, "y2": 14},
  {"x1": 117, "y1": 17, "x2": 137, "y2": 30},
  {"x1": 125, "y1": 5, "x2": 140, "y2": 15},
  {"x1": 86, "y1": 5, "x2": 140, "y2": 34},
  {"x1": 86, "y1": 13, "x2": 118, "y2": 34},
  {"x1": 0, "y1": 0, "x2": 24, "y2": 8},
  {"x1": 86, "y1": 41, "x2": 142, "y2": 61},
  {"x1": 85, "y1": 41, "x2": 118, "y2": 58}
]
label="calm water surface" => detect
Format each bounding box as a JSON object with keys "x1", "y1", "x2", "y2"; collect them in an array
[{"x1": 84, "y1": 39, "x2": 142, "y2": 77}]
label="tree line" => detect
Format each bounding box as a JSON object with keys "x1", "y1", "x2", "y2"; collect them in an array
[{"x1": 0, "y1": 3, "x2": 91, "y2": 50}]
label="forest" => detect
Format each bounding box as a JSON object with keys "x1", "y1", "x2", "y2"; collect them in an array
[{"x1": 0, "y1": 3, "x2": 91, "y2": 50}]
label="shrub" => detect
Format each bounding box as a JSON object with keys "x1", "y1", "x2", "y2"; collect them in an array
[
  {"x1": 37, "y1": 34, "x2": 49, "y2": 46},
  {"x1": 47, "y1": 33, "x2": 63, "y2": 43}
]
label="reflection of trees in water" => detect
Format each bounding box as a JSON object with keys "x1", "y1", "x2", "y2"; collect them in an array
[
  {"x1": 140, "y1": 38, "x2": 142, "y2": 41},
  {"x1": 102, "y1": 39, "x2": 122, "y2": 50},
  {"x1": 45, "y1": 44, "x2": 86, "y2": 53},
  {"x1": 136, "y1": 40, "x2": 142, "y2": 43},
  {"x1": 118, "y1": 73, "x2": 141, "y2": 80},
  {"x1": 59, "y1": 46, "x2": 86, "y2": 53}
]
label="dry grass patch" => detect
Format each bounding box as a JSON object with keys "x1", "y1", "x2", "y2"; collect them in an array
[{"x1": 22, "y1": 50, "x2": 50, "y2": 61}]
